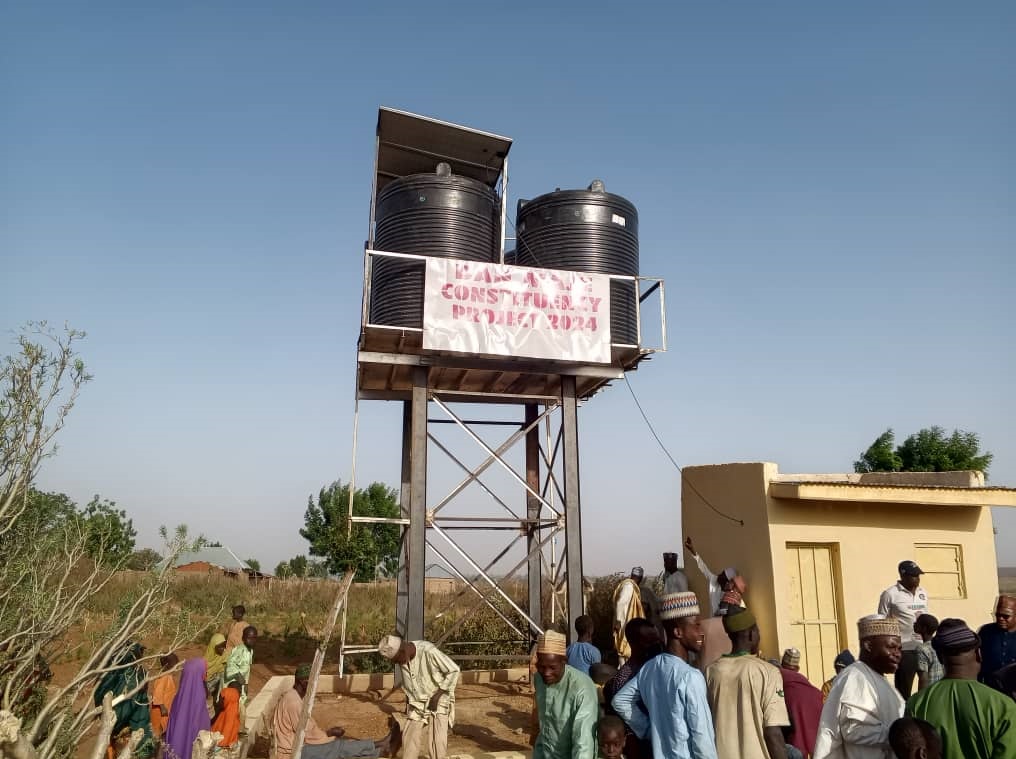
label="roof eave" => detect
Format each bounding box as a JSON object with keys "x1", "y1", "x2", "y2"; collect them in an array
[{"x1": 769, "y1": 481, "x2": 1016, "y2": 507}]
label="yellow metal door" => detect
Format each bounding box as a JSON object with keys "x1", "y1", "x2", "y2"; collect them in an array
[{"x1": 786, "y1": 544, "x2": 844, "y2": 686}]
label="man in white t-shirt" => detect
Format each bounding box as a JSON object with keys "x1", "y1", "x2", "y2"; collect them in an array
[{"x1": 877, "y1": 560, "x2": 930, "y2": 698}]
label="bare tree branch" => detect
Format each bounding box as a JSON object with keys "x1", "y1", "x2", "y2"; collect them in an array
[
  {"x1": 1, "y1": 325, "x2": 220, "y2": 759},
  {"x1": 86, "y1": 695, "x2": 116, "y2": 759},
  {"x1": 0, "y1": 713, "x2": 37, "y2": 759}
]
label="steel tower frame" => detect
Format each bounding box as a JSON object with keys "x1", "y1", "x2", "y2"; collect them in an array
[{"x1": 337, "y1": 108, "x2": 665, "y2": 672}]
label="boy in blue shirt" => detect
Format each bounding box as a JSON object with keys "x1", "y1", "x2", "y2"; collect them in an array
[{"x1": 566, "y1": 615, "x2": 601, "y2": 676}]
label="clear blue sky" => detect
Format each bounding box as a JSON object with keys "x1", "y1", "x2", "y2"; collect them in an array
[{"x1": 4, "y1": 2, "x2": 1014, "y2": 577}]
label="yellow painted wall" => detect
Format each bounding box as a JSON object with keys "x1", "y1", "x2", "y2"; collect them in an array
[
  {"x1": 682, "y1": 462, "x2": 1001, "y2": 684},
  {"x1": 766, "y1": 493, "x2": 999, "y2": 672},
  {"x1": 681, "y1": 463, "x2": 781, "y2": 661}
]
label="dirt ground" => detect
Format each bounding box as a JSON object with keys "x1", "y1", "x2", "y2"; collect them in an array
[{"x1": 247, "y1": 682, "x2": 534, "y2": 758}]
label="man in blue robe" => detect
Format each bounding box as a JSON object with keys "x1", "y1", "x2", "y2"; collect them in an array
[{"x1": 612, "y1": 591, "x2": 717, "y2": 759}]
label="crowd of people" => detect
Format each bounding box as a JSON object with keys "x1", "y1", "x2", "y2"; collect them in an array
[
  {"x1": 89, "y1": 552, "x2": 1016, "y2": 759},
  {"x1": 561, "y1": 547, "x2": 1016, "y2": 759},
  {"x1": 94, "y1": 606, "x2": 259, "y2": 759},
  {"x1": 283, "y1": 547, "x2": 1010, "y2": 759}
]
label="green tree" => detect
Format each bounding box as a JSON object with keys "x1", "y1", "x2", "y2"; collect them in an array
[
  {"x1": 245, "y1": 557, "x2": 261, "y2": 572},
  {"x1": 854, "y1": 429, "x2": 903, "y2": 473},
  {"x1": 307, "y1": 559, "x2": 329, "y2": 579},
  {"x1": 855, "y1": 426, "x2": 993, "y2": 476},
  {"x1": 300, "y1": 480, "x2": 400, "y2": 582},
  {"x1": 126, "y1": 548, "x2": 162, "y2": 571},
  {"x1": 0, "y1": 489, "x2": 77, "y2": 548},
  {"x1": 288, "y1": 554, "x2": 308, "y2": 578},
  {"x1": 897, "y1": 426, "x2": 993, "y2": 474},
  {"x1": 274, "y1": 560, "x2": 292, "y2": 578},
  {"x1": 81, "y1": 495, "x2": 137, "y2": 566}
]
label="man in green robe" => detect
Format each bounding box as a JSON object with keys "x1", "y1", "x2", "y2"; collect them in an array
[
  {"x1": 533, "y1": 630, "x2": 598, "y2": 759},
  {"x1": 906, "y1": 618, "x2": 1016, "y2": 759}
]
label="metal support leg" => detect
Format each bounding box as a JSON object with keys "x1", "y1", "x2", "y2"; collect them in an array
[
  {"x1": 407, "y1": 367, "x2": 428, "y2": 641},
  {"x1": 561, "y1": 376, "x2": 584, "y2": 639},
  {"x1": 525, "y1": 404, "x2": 543, "y2": 638},
  {"x1": 396, "y1": 401, "x2": 411, "y2": 638}
]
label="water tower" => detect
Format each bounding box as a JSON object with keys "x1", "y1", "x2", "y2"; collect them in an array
[{"x1": 341, "y1": 107, "x2": 666, "y2": 668}]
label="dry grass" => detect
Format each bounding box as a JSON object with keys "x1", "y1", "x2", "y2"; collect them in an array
[
  {"x1": 81, "y1": 571, "x2": 538, "y2": 672},
  {"x1": 78, "y1": 570, "x2": 1016, "y2": 672}
]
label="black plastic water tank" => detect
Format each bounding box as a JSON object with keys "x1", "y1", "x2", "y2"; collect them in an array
[
  {"x1": 514, "y1": 181, "x2": 639, "y2": 345},
  {"x1": 370, "y1": 164, "x2": 500, "y2": 328}
]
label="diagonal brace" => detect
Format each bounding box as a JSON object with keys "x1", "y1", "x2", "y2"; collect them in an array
[
  {"x1": 429, "y1": 397, "x2": 557, "y2": 516},
  {"x1": 432, "y1": 396, "x2": 561, "y2": 518}
]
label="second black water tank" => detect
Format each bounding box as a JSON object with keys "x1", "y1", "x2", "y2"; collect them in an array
[{"x1": 514, "y1": 182, "x2": 639, "y2": 345}]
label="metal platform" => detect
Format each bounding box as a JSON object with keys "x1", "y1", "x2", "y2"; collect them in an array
[
  {"x1": 357, "y1": 246, "x2": 666, "y2": 403},
  {"x1": 358, "y1": 325, "x2": 655, "y2": 403}
]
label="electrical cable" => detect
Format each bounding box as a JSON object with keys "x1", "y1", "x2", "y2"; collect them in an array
[
  {"x1": 622, "y1": 372, "x2": 745, "y2": 526},
  {"x1": 506, "y1": 189, "x2": 737, "y2": 524}
]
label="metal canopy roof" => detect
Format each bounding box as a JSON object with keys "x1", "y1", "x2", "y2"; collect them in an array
[{"x1": 375, "y1": 107, "x2": 512, "y2": 195}]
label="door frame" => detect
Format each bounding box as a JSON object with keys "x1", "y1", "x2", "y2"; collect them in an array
[{"x1": 785, "y1": 541, "x2": 848, "y2": 683}]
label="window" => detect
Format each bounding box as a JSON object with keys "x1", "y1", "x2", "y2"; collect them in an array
[{"x1": 914, "y1": 543, "x2": 966, "y2": 599}]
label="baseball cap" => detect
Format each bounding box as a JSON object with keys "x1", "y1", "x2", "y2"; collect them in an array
[{"x1": 898, "y1": 560, "x2": 923, "y2": 576}]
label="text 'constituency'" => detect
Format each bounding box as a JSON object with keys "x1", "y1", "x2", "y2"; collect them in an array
[{"x1": 422, "y1": 259, "x2": 612, "y2": 363}]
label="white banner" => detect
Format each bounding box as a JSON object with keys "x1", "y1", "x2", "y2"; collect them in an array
[{"x1": 422, "y1": 259, "x2": 612, "y2": 364}]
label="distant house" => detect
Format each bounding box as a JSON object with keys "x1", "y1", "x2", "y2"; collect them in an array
[
  {"x1": 424, "y1": 563, "x2": 460, "y2": 594},
  {"x1": 163, "y1": 545, "x2": 257, "y2": 580},
  {"x1": 682, "y1": 463, "x2": 1016, "y2": 687},
  {"x1": 359, "y1": 562, "x2": 462, "y2": 593}
]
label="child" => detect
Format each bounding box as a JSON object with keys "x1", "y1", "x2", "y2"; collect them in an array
[
  {"x1": 204, "y1": 634, "x2": 229, "y2": 701},
  {"x1": 224, "y1": 606, "x2": 247, "y2": 654},
  {"x1": 914, "y1": 614, "x2": 943, "y2": 691},
  {"x1": 589, "y1": 663, "x2": 617, "y2": 685},
  {"x1": 589, "y1": 663, "x2": 618, "y2": 717},
  {"x1": 149, "y1": 653, "x2": 179, "y2": 739},
  {"x1": 717, "y1": 575, "x2": 747, "y2": 616},
  {"x1": 210, "y1": 682, "x2": 242, "y2": 751},
  {"x1": 889, "y1": 717, "x2": 943, "y2": 759},
  {"x1": 565, "y1": 615, "x2": 601, "y2": 676},
  {"x1": 597, "y1": 715, "x2": 626, "y2": 759}
]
